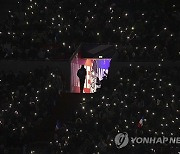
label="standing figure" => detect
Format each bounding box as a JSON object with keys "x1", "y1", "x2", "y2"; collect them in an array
[{"x1": 77, "y1": 65, "x2": 87, "y2": 93}]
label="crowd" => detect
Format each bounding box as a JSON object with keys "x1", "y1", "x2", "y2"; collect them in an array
[
  {"x1": 0, "y1": 0, "x2": 180, "y2": 60},
  {"x1": 0, "y1": 67, "x2": 63, "y2": 153},
  {"x1": 0, "y1": 0, "x2": 180, "y2": 153},
  {"x1": 0, "y1": 65, "x2": 179, "y2": 154},
  {"x1": 51, "y1": 65, "x2": 180, "y2": 154}
]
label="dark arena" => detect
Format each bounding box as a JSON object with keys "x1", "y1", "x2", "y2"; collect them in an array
[{"x1": 0, "y1": 0, "x2": 180, "y2": 153}]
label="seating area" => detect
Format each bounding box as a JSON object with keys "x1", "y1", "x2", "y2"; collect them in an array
[
  {"x1": 0, "y1": 67, "x2": 63, "y2": 153},
  {"x1": 50, "y1": 65, "x2": 180, "y2": 153},
  {"x1": 0, "y1": 0, "x2": 180, "y2": 153},
  {"x1": 0, "y1": 0, "x2": 180, "y2": 60}
]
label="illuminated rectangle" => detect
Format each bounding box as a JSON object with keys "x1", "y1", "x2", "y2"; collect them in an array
[{"x1": 71, "y1": 52, "x2": 111, "y2": 93}]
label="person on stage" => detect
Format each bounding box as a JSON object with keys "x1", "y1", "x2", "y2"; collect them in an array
[{"x1": 77, "y1": 65, "x2": 87, "y2": 93}]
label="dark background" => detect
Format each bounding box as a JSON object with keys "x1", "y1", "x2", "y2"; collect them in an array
[{"x1": 0, "y1": 0, "x2": 19, "y2": 22}]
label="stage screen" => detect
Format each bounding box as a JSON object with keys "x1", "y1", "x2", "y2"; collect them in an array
[{"x1": 71, "y1": 53, "x2": 111, "y2": 93}]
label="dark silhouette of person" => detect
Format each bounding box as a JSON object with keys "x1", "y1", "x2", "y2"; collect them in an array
[{"x1": 77, "y1": 65, "x2": 87, "y2": 93}]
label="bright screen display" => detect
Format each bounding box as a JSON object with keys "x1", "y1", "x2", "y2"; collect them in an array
[{"x1": 71, "y1": 53, "x2": 111, "y2": 93}]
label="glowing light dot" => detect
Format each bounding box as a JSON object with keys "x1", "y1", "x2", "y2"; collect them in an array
[{"x1": 15, "y1": 111, "x2": 18, "y2": 114}]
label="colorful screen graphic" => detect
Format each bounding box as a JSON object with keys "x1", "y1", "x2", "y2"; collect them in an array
[{"x1": 71, "y1": 53, "x2": 111, "y2": 93}]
